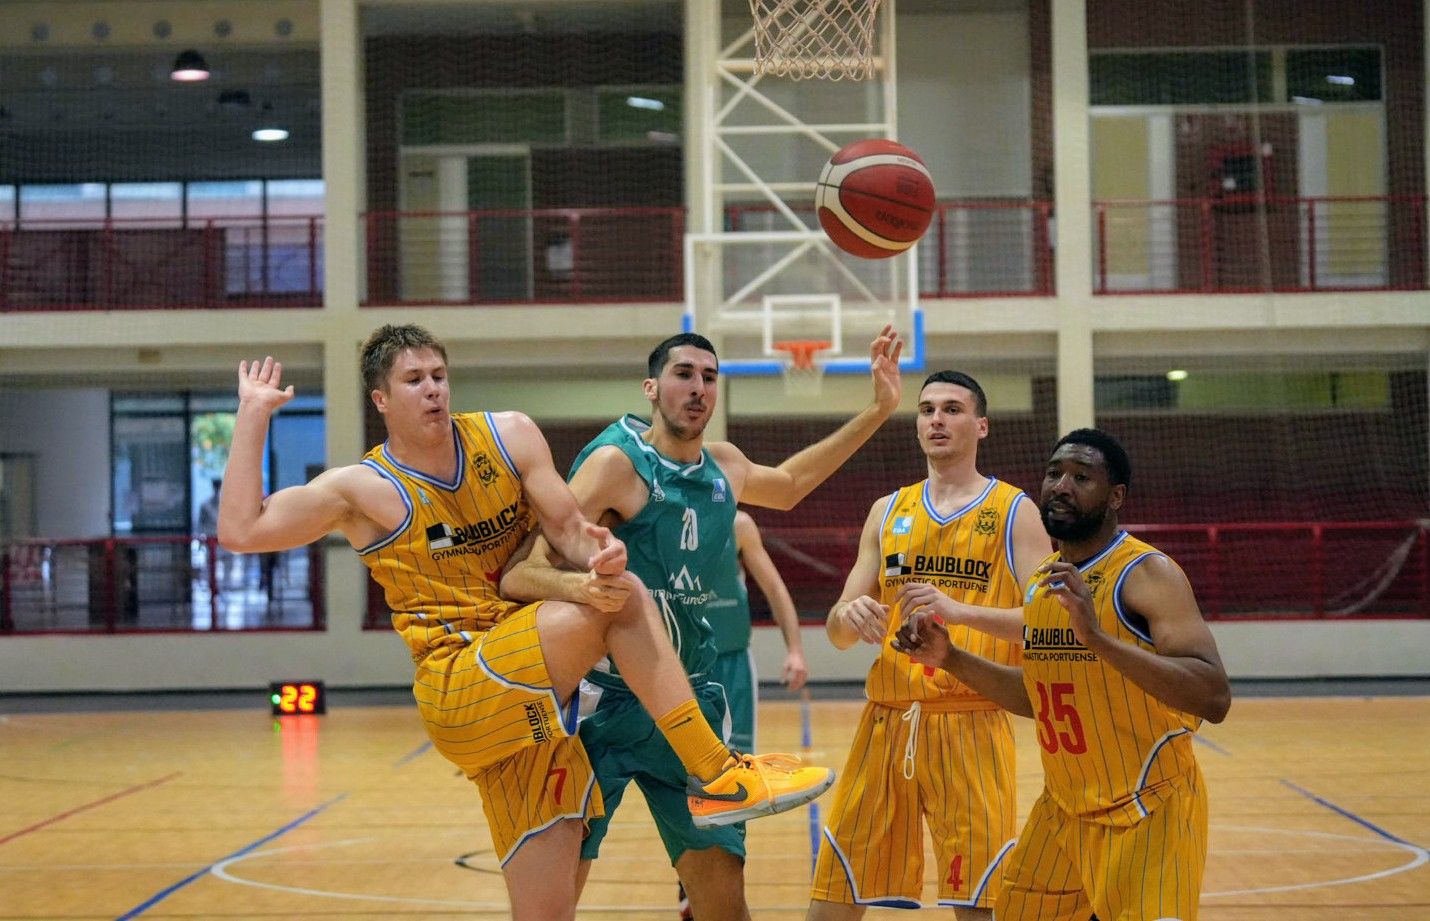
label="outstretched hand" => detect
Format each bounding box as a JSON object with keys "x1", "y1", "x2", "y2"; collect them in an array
[
  {"x1": 237, "y1": 357, "x2": 295, "y2": 412},
  {"x1": 866, "y1": 324, "x2": 904, "y2": 412}
]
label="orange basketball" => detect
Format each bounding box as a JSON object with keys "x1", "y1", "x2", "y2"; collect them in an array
[{"x1": 815, "y1": 139, "x2": 936, "y2": 259}]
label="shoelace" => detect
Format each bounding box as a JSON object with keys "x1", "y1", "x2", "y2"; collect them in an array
[
  {"x1": 900, "y1": 701, "x2": 922, "y2": 780},
  {"x1": 731, "y1": 752, "x2": 806, "y2": 783}
]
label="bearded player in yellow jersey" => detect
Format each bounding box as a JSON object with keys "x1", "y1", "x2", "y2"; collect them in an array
[
  {"x1": 896, "y1": 428, "x2": 1232, "y2": 921},
  {"x1": 216, "y1": 324, "x2": 835, "y2": 921},
  {"x1": 808, "y1": 371, "x2": 1051, "y2": 920}
]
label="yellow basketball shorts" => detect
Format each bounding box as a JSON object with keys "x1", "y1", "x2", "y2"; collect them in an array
[
  {"x1": 411, "y1": 601, "x2": 603, "y2": 865},
  {"x1": 996, "y1": 766, "x2": 1209, "y2": 921},
  {"x1": 810, "y1": 702, "x2": 1018, "y2": 908}
]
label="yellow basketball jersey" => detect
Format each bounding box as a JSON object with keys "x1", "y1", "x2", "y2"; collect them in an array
[
  {"x1": 867, "y1": 477, "x2": 1027, "y2": 708},
  {"x1": 1021, "y1": 531, "x2": 1202, "y2": 825},
  {"x1": 359, "y1": 412, "x2": 535, "y2": 662}
]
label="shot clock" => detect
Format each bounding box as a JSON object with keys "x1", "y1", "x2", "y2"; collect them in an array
[{"x1": 269, "y1": 680, "x2": 326, "y2": 715}]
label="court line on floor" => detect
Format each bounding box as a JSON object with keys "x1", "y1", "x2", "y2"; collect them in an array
[
  {"x1": 0, "y1": 771, "x2": 181, "y2": 847},
  {"x1": 114, "y1": 791, "x2": 348, "y2": 920},
  {"x1": 1280, "y1": 779, "x2": 1424, "y2": 849}
]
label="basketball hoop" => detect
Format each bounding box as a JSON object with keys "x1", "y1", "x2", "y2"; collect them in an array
[
  {"x1": 748, "y1": 0, "x2": 882, "y2": 81},
  {"x1": 773, "y1": 339, "x2": 831, "y2": 396}
]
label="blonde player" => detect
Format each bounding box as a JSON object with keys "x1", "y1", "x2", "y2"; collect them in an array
[
  {"x1": 895, "y1": 428, "x2": 1232, "y2": 921},
  {"x1": 808, "y1": 371, "x2": 1051, "y2": 920},
  {"x1": 216, "y1": 324, "x2": 836, "y2": 921}
]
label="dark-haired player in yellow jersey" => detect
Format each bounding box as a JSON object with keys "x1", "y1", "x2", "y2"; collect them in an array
[
  {"x1": 895, "y1": 428, "x2": 1232, "y2": 921},
  {"x1": 216, "y1": 324, "x2": 835, "y2": 921},
  {"x1": 808, "y1": 371, "x2": 1051, "y2": 920}
]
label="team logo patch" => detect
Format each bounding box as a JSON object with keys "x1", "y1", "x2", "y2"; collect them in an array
[
  {"x1": 892, "y1": 515, "x2": 913, "y2": 535},
  {"x1": 974, "y1": 507, "x2": 999, "y2": 536},
  {"x1": 712, "y1": 477, "x2": 728, "y2": 503},
  {"x1": 1084, "y1": 571, "x2": 1106, "y2": 597},
  {"x1": 426, "y1": 522, "x2": 460, "y2": 550},
  {"x1": 884, "y1": 552, "x2": 911, "y2": 577},
  {"x1": 472, "y1": 452, "x2": 499, "y2": 486},
  {"x1": 650, "y1": 479, "x2": 667, "y2": 502}
]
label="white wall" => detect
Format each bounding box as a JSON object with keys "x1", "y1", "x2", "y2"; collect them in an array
[
  {"x1": 899, "y1": 11, "x2": 1033, "y2": 197},
  {"x1": 0, "y1": 388, "x2": 111, "y2": 537}
]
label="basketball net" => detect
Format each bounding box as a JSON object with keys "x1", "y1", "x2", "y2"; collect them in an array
[
  {"x1": 774, "y1": 340, "x2": 830, "y2": 396},
  {"x1": 748, "y1": 0, "x2": 882, "y2": 81}
]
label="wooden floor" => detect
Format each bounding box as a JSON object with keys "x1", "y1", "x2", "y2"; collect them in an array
[{"x1": 1, "y1": 692, "x2": 1427, "y2": 920}]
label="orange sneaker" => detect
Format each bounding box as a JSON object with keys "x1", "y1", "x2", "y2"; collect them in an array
[{"x1": 687, "y1": 752, "x2": 835, "y2": 828}]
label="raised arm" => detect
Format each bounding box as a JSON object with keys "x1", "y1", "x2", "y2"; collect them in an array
[
  {"x1": 1043, "y1": 554, "x2": 1231, "y2": 723},
  {"x1": 825, "y1": 495, "x2": 893, "y2": 651},
  {"x1": 735, "y1": 512, "x2": 807, "y2": 690},
  {"x1": 735, "y1": 326, "x2": 903, "y2": 510},
  {"x1": 218, "y1": 358, "x2": 365, "y2": 552}
]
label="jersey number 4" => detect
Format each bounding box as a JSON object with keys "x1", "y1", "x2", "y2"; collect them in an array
[{"x1": 1034, "y1": 681, "x2": 1087, "y2": 754}]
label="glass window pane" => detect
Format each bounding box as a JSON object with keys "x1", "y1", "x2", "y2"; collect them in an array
[
  {"x1": 187, "y1": 181, "x2": 263, "y2": 223},
  {"x1": 596, "y1": 88, "x2": 682, "y2": 142},
  {"x1": 402, "y1": 92, "x2": 568, "y2": 145},
  {"x1": 0, "y1": 185, "x2": 15, "y2": 223},
  {"x1": 1091, "y1": 52, "x2": 1272, "y2": 106},
  {"x1": 111, "y1": 182, "x2": 183, "y2": 225},
  {"x1": 19, "y1": 183, "x2": 106, "y2": 224},
  {"x1": 1286, "y1": 48, "x2": 1381, "y2": 103},
  {"x1": 266, "y1": 179, "x2": 324, "y2": 216},
  {"x1": 112, "y1": 414, "x2": 189, "y2": 533}
]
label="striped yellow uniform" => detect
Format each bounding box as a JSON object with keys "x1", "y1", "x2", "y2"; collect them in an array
[
  {"x1": 360, "y1": 412, "x2": 601, "y2": 865},
  {"x1": 812, "y1": 477, "x2": 1026, "y2": 909},
  {"x1": 997, "y1": 530, "x2": 1208, "y2": 921}
]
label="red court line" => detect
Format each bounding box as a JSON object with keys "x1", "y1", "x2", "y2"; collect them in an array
[{"x1": 0, "y1": 771, "x2": 182, "y2": 846}]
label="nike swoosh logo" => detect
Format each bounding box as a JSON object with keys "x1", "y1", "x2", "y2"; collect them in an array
[
  {"x1": 669, "y1": 716, "x2": 695, "y2": 729},
  {"x1": 692, "y1": 781, "x2": 749, "y2": 802}
]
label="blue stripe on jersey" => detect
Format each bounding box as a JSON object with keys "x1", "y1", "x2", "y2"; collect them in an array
[
  {"x1": 484, "y1": 411, "x2": 522, "y2": 478},
  {"x1": 877, "y1": 490, "x2": 900, "y2": 531},
  {"x1": 1003, "y1": 492, "x2": 1028, "y2": 578},
  {"x1": 1132, "y1": 727, "x2": 1192, "y2": 817},
  {"x1": 357, "y1": 459, "x2": 414, "y2": 554},
  {"x1": 921, "y1": 476, "x2": 996, "y2": 524},
  {"x1": 380, "y1": 419, "x2": 466, "y2": 490},
  {"x1": 1112, "y1": 551, "x2": 1162, "y2": 644}
]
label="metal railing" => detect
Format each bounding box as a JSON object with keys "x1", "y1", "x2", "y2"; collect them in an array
[
  {"x1": 0, "y1": 536, "x2": 324, "y2": 633},
  {"x1": 0, "y1": 215, "x2": 323, "y2": 312},
  {"x1": 1093, "y1": 194, "x2": 1427, "y2": 294}
]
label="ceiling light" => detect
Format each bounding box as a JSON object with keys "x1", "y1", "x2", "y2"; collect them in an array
[
  {"x1": 1166, "y1": 369, "x2": 1189, "y2": 382},
  {"x1": 1325, "y1": 74, "x2": 1356, "y2": 86},
  {"x1": 252, "y1": 102, "x2": 288, "y2": 142},
  {"x1": 170, "y1": 49, "x2": 210, "y2": 82},
  {"x1": 626, "y1": 96, "x2": 665, "y2": 111}
]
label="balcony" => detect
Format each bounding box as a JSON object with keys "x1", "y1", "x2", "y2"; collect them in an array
[{"x1": 0, "y1": 216, "x2": 323, "y2": 312}]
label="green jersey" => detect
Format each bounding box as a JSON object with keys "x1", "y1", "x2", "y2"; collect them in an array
[
  {"x1": 570, "y1": 414, "x2": 738, "y2": 690},
  {"x1": 706, "y1": 534, "x2": 752, "y2": 654}
]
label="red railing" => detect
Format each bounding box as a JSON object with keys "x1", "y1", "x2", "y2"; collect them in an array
[
  {"x1": 362, "y1": 207, "x2": 685, "y2": 306},
  {"x1": 0, "y1": 536, "x2": 324, "y2": 633},
  {"x1": 0, "y1": 215, "x2": 323, "y2": 312},
  {"x1": 748, "y1": 519, "x2": 1429, "y2": 623},
  {"x1": 1093, "y1": 194, "x2": 1427, "y2": 294}
]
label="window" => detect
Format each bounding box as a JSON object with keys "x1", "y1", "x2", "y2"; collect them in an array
[
  {"x1": 596, "y1": 87, "x2": 681, "y2": 143},
  {"x1": 1286, "y1": 47, "x2": 1382, "y2": 103},
  {"x1": 1091, "y1": 52, "x2": 1273, "y2": 106}
]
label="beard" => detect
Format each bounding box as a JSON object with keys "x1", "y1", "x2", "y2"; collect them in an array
[{"x1": 1041, "y1": 502, "x2": 1108, "y2": 542}]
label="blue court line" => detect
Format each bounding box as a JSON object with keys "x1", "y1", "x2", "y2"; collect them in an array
[
  {"x1": 1280, "y1": 779, "x2": 1422, "y2": 849},
  {"x1": 394, "y1": 740, "x2": 433, "y2": 767},
  {"x1": 114, "y1": 792, "x2": 348, "y2": 920},
  {"x1": 808, "y1": 801, "x2": 822, "y2": 877},
  {"x1": 1193, "y1": 734, "x2": 1231, "y2": 756}
]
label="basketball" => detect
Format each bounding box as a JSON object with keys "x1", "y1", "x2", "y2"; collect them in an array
[{"x1": 815, "y1": 139, "x2": 936, "y2": 259}]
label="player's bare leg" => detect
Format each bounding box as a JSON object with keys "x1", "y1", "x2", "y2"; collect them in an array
[
  {"x1": 676, "y1": 846, "x2": 750, "y2": 921},
  {"x1": 502, "y1": 817, "x2": 583, "y2": 921},
  {"x1": 807, "y1": 900, "x2": 865, "y2": 921}
]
